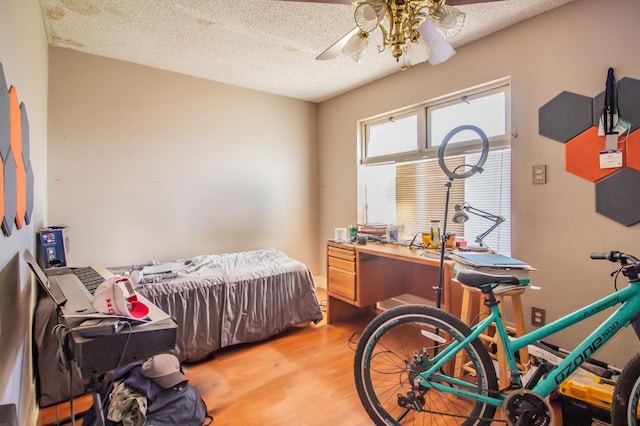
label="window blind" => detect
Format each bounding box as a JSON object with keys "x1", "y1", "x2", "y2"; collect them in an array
[
  {"x1": 462, "y1": 148, "x2": 511, "y2": 254},
  {"x1": 396, "y1": 157, "x2": 465, "y2": 239}
]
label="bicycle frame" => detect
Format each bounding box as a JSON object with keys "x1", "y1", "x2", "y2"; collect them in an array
[{"x1": 418, "y1": 280, "x2": 640, "y2": 408}]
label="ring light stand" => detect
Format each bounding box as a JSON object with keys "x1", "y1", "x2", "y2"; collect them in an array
[{"x1": 434, "y1": 125, "x2": 489, "y2": 309}]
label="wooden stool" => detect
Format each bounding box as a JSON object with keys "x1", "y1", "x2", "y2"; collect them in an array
[{"x1": 454, "y1": 284, "x2": 529, "y2": 389}]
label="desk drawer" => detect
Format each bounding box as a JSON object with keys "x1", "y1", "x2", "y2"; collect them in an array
[
  {"x1": 328, "y1": 256, "x2": 355, "y2": 273},
  {"x1": 328, "y1": 246, "x2": 355, "y2": 261},
  {"x1": 328, "y1": 266, "x2": 355, "y2": 300}
]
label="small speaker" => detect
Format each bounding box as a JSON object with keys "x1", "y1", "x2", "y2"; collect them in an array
[{"x1": 37, "y1": 226, "x2": 69, "y2": 269}]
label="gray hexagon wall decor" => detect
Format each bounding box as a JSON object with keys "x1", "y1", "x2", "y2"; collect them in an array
[
  {"x1": 2, "y1": 151, "x2": 16, "y2": 236},
  {"x1": 539, "y1": 91, "x2": 593, "y2": 143},
  {"x1": 593, "y1": 77, "x2": 640, "y2": 133},
  {"x1": 0, "y1": 63, "x2": 8, "y2": 161},
  {"x1": 24, "y1": 161, "x2": 33, "y2": 225},
  {"x1": 595, "y1": 167, "x2": 640, "y2": 226}
]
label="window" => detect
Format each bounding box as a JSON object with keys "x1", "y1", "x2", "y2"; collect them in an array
[
  {"x1": 358, "y1": 80, "x2": 511, "y2": 255},
  {"x1": 366, "y1": 112, "x2": 419, "y2": 158},
  {"x1": 429, "y1": 88, "x2": 508, "y2": 149}
]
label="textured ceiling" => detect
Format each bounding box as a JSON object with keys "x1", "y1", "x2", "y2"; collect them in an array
[{"x1": 39, "y1": 0, "x2": 575, "y2": 103}]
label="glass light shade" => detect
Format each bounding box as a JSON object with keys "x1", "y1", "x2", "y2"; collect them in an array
[
  {"x1": 417, "y1": 17, "x2": 455, "y2": 65},
  {"x1": 342, "y1": 31, "x2": 369, "y2": 62},
  {"x1": 354, "y1": 1, "x2": 385, "y2": 33},
  {"x1": 432, "y1": 5, "x2": 465, "y2": 38},
  {"x1": 406, "y1": 34, "x2": 430, "y2": 66}
]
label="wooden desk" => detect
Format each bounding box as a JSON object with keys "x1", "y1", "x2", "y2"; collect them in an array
[{"x1": 326, "y1": 242, "x2": 463, "y2": 324}]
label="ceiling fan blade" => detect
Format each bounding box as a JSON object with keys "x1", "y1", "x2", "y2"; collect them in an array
[
  {"x1": 316, "y1": 26, "x2": 359, "y2": 60},
  {"x1": 418, "y1": 18, "x2": 456, "y2": 65}
]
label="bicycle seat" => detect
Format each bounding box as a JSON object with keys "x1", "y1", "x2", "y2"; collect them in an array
[{"x1": 456, "y1": 269, "x2": 520, "y2": 289}]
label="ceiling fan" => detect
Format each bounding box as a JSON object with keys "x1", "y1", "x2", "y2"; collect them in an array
[{"x1": 278, "y1": 0, "x2": 507, "y2": 69}]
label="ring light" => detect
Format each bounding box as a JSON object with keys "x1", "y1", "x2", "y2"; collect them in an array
[
  {"x1": 433, "y1": 124, "x2": 490, "y2": 310},
  {"x1": 437, "y1": 124, "x2": 489, "y2": 180}
]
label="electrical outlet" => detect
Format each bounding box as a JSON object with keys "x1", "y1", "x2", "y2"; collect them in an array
[
  {"x1": 532, "y1": 165, "x2": 546, "y2": 184},
  {"x1": 531, "y1": 307, "x2": 546, "y2": 327}
]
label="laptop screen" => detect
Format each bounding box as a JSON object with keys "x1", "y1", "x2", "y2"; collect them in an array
[{"x1": 23, "y1": 249, "x2": 67, "y2": 307}]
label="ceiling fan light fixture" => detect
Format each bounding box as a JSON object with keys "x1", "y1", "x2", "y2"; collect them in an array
[
  {"x1": 342, "y1": 30, "x2": 370, "y2": 62},
  {"x1": 418, "y1": 17, "x2": 456, "y2": 65},
  {"x1": 318, "y1": 0, "x2": 459, "y2": 68},
  {"x1": 432, "y1": 5, "x2": 465, "y2": 38},
  {"x1": 354, "y1": 1, "x2": 386, "y2": 33},
  {"x1": 406, "y1": 33, "x2": 430, "y2": 66}
]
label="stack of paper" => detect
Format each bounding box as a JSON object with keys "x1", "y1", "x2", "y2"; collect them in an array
[
  {"x1": 450, "y1": 252, "x2": 535, "y2": 285},
  {"x1": 357, "y1": 223, "x2": 387, "y2": 236},
  {"x1": 450, "y1": 252, "x2": 530, "y2": 268}
]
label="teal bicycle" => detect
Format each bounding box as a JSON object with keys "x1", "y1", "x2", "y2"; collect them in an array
[{"x1": 354, "y1": 251, "x2": 640, "y2": 425}]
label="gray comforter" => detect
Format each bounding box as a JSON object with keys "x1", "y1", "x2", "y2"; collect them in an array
[{"x1": 136, "y1": 249, "x2": 323, "y2": 362}]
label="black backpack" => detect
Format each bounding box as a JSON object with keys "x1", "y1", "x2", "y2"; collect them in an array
[{"x1": 82, "y1": 361, "x2": 212, "y2": 425}]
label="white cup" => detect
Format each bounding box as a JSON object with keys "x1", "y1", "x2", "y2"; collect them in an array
[{"x1": 334, "y1": 227, "x2": 347, "y2": 241}]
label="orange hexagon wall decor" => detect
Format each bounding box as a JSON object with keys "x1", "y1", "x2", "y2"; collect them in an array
[
  {"x1": 565, "y1": 126, "x2": 626, "y2": 182},
  {"x1": 625, "y1": 130, "x2": 640, "y2": 172}
]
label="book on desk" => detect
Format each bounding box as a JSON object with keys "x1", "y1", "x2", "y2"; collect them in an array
[{"x1": 449, "y1": 252, "x2": 535, "y2": 286}]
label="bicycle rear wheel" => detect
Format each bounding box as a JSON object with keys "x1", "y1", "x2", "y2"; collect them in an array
[
  {"x1": 611, "y1": 352, "x2": 640, "y2": 426},
  {"x1": 354, "y1": 304, "x2": 499, "y2": 425}
]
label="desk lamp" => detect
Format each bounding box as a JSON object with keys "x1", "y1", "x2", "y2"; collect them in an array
[{"x1": 451, "y1": 201, "x2": 504, "y2": 253}]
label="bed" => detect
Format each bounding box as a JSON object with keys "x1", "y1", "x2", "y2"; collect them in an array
[
  {"x1": 34, "y1": 248, "x2": 323, "y2": 406},
  {"x1": 134, "y1": 248, "x2": 323, "y2": 362}
]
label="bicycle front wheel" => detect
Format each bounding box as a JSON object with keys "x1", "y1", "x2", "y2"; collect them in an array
[
  {"x1": 611, "y1": 352, "x2": 640, "y2": 425},
  {"x1": 354, "y1": 304, "x2": 499, "y2": 426}
]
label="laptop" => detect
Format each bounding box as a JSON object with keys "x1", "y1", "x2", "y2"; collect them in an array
[
  {"x1": 25, "y1": 249, "x2": 103, "y2": 314},
  {"x1": 24, "y1": 249, "x2": 170, "y2": 325},
  {"x1": 24, "y1": 249, "x2": 68, "y2": 308}
]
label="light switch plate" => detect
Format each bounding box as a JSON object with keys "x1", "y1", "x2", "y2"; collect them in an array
[{"x1": 533, "y1": 165, "x2": 546, "y2": 184}]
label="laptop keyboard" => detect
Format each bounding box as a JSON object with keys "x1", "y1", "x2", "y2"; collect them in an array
[{"x1": 73, "y1": 266, "x2": 105, "y2": 295}]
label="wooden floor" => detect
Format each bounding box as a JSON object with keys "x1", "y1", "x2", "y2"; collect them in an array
[
  {"x1": 38, "y1": 288, "x2": 563, "y2": 425},
  {"x1": 38, "y1": 289, "x2": 376, "y2": 426}
]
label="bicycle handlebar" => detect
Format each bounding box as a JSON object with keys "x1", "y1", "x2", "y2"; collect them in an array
[
  {"x1": 590, "y1": 251, "x2": 640, "y2": 281},
  {"x1": 590, "y1": 251, "x2": 640, "y2": 263}
]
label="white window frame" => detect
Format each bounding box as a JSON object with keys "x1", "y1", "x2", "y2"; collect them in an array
[
  {"x1": 360, "y1": 78, "x2": 511, "y2": 166},
  {"x1": 361, "y1": 109, "x2": 425, "y2": 165},
  {"x1": 427, "y1": 84, "x2": 511, "y2": 157}
]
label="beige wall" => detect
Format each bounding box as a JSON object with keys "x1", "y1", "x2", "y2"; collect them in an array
[
  {"x1": 318, "y1": 0, "x2": 640, "y2": 368},
  {"x1": 48, "y1": 49, "x2": 319, "y2": 271},
  {"x1": 0, "y1": 0, "x2": 48, "y2": 423}
]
